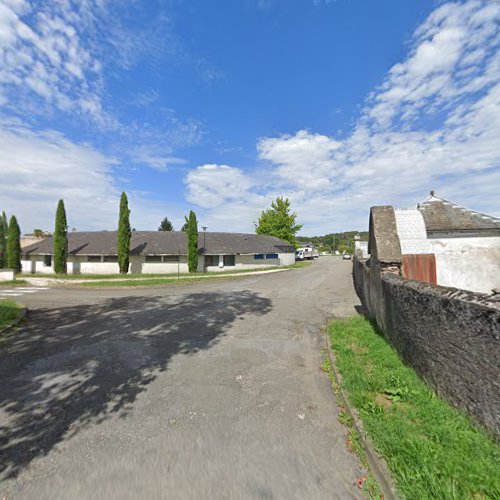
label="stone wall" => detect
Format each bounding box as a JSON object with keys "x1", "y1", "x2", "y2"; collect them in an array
[{"x1": 353, "y1": 257, "x2": 500, "y2": 436}]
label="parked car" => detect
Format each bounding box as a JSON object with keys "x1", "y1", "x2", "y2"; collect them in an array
[{"x1": 342, "y1": 253, "x2": 352, "y2": 260}]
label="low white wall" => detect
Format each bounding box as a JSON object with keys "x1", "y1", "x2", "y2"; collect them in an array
[
  {"x1": 429, "y1": 236, "x2": 500, "y2": 293},
  {"x1": 0, "y1": 270, "x2": 15, "y2": 281}
]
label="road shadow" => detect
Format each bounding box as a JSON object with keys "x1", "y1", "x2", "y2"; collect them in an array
[{"x1": 0, "y1": 290, "x2": 272, "y2": 479}]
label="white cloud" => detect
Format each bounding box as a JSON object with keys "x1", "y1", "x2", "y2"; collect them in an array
[
  {"x1": 185, "y1": 164, "x2": 255, "y2": 209},
  {"x1": 185, "y1": 0, "x2": 500, "y2": 235},
  {"x1": 0, "y1": 121, "x2": 185, "y2": 232}
]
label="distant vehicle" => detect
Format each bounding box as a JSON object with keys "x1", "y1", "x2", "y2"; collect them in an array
[
  {"x1": 342, "y1": 253, "x2": 352, "y2": 260},
  {"x1": 296, "y1": 245, "x2": 319, "y2": 260}
]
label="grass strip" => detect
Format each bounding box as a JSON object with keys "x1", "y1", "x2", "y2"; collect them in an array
[
  {"x1": 78, "y1": 276, "x2": 249, "y2": 287},
  {"x1": 0, "y1": 280, "x2": 28, "y2": 286},
  {"x1": 0, "y1": 299, "x2": 23, "y2": 331},
  {"x1": 19, "y1": 267, "x2": 282, "y2": 280},
  {"x1": 328, "y1": 315, "x2": 500, "y2": 500}
]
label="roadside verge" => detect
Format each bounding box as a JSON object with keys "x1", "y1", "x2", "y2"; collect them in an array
[
  {"x1": 0, "y1": 299, "x2": 27, "y2": 337},
  {"x1": 326, "y1": 315, "x2": 500, "y2": 499}
]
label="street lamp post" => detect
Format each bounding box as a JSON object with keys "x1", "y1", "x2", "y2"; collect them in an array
[{"x1": 202, "y1": 226, "x2": 207, "y2": 273}]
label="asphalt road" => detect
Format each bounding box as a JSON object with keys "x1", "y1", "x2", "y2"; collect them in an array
[{"x1": 0, "y1": 258, "x2": 364, "y2": 499}]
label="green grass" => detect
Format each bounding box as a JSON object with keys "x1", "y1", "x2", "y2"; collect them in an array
[
  {"x1": 19, "y1": 266, "x2": 285, "y2": 280},
  {"x1": 328, "y1": 315, "x2": 500, "y2": 500},
  {"x1": 0, "y1": 280, "x2": 28, "y2": 286},
  {"x1": 284, "y1": 260, "x2": 313, "y2": 269},
  {"x1": 79, "y1": 275, "x2": 248, "y2": 287},
  {"x1": 0, "y1": 299, "x2": 23, "y2": 330}
]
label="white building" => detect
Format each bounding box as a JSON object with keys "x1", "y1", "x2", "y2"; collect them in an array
[
  {"x1": 371, "y1": 193, "x2": 500, "y2": 294},
  {"x1": 21, "y1": 231, "x2": 296, "y2": 275}
]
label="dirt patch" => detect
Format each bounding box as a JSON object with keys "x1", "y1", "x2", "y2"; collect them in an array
[
  {"x1": 350, "y1": 342, "x2": 368, "y2": 355},
  {"x1": 375, "y1": 394, "x2": 393, "y2": 410}
]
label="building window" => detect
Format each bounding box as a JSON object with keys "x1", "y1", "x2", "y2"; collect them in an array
[
  {"x1": 43, "y1": 255, "x2": 52, "y2": 267},
  {"x1": 223, "y1": 255, "x2": 235, "y2": 266},
  {"x1": 205, "y1": 255, "x2": 218, "y2": 267},
  {"x1": 254, "y1": 254, "x2": 264, "y2": 260},
  {"x1": 87, "y1": 255, "x2": 102, "y2": 262},
  {"x1": 163, "y1": 255, "x2": 179, "y2": 263},
  {"x1": 103, "y1": 255, "x2": 118, "y2": 262},
  {"x1": 266, "y1": 253, "x2": 278, "y2": 259},
  {"x1": 145, "y1": 255, "x2": 162, "y2": 262}
]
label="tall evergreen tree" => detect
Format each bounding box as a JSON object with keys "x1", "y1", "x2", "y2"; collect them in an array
[
  {"x1": 0, "y1": 211, "x2": 7, "y2": 268},
  {"x1": 255, "y1": 197, "x2": 302, "y2": 246},
  {"x1": 158, "y1": 217, "x2": 174, "y2": 231},
  {"x1": 117, "y1": 192, "x2": 131, "y2": 274},
  {"x1": 7, "y1": 215, "x2": 21, "y2": 272},
  {"x1": 187, "y1": 210, "x2": 198, "y2": 273},
  {"x1": 53, "y1": 199, "x2": 68, "y2": 273}
]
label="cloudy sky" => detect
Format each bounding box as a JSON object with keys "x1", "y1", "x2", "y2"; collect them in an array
[{"x1": 1, "y1": 0, "x2": 499, "y2": 235}]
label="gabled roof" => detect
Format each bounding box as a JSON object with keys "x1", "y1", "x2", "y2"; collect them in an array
[
  {"x1": 418, "y1": 194, "x2": 500, "y2": 235},
  {"x1": 22, "y1": 231, "x2": 295, "y2": 256}
]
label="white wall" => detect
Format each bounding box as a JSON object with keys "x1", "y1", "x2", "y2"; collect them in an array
[
  {"x1": 21, "y1": 258, "x2": 55, "y2": 274},
  {"x1": 198, "y1": 253, "x2": 295, "y2": 272},
  {"x1": 23, "y1": 252, "x2": 295, "y2": 275},
  {"x1": 429, "y1": 237, "x2": 500, "y2": 293},
  {"x1": 22, "y1": 255, "x2": 189, "y2": 275}
]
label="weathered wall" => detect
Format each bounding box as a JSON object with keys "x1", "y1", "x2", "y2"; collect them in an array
[
  {"x1": 353, "y1": 257, "x2": 500, "y2": 435},
  {"x1": 428, "y1": 236, "x2": 500, "y2": 293}
]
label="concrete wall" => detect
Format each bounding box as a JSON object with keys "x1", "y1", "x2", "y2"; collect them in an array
[
  {"x1": 22, "y1": 253, "x2": 293, "y2": 275},
  {"x1": 22, "y1": 255, "x2": 189, "y2": 275},
  {"x1": 428, "y1": 236, "x2": 500, "y2": 293},
  {"x1": 198, "y1": 253, "x2": 295, "y2": 272},
  {"x1": 353, "y1": 256, "x2": 500, "y2": 436},
  {"x1": 0, "y1": 270, "x2": 15, "y2": 281}
]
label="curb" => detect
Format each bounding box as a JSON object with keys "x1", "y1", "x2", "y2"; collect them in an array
[
  {"x1": 323, "y1": 329, "x2": 399, "y2": 500},
  {"x1": 0, "y1": 306, "x2": 28, "y2": 336}
]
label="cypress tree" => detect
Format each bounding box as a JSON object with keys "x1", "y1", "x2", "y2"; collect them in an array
[
  {"x1": 187, "y1": 210, "x2": 198, "y2": 273},
  {"x1": 117, "y1": 192, "x2": 131, "y2": 274},
  {"x1": 7, "y1": 215, "x2": 21, "y2": 272},
  {"x1": 0, "y1": 211, "x2": 6, "y2": 268},
  {"x1": 53, "y1": 199, "x2": 68, "y2": 273}
]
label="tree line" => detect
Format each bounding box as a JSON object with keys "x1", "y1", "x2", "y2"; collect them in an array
[{"x1": 0, "y1": 211, "x2": 22, "y2": 272}]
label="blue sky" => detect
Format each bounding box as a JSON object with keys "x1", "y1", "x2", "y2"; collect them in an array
[{"x1": 1, "y1": 0, "x2": 499, "y2": 235}]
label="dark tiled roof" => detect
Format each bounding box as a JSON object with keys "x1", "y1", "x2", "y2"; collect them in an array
[
  {"x1": 202, "y1": 232, "x2": 294, "y2": 254},
  {"x1": 22, "y1": 231, "x2": 295, "y2": 256},
  {"x1": 418, "y1": 196, "x2": 500, "y2": 234}
]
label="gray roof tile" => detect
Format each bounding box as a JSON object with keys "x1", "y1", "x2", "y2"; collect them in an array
[
  {"x1": 418, "y1": 195, "x2": 500, "y2": 234},
  {"x1": 22, "y1": 231, "x2": 295, "y2": 256}
]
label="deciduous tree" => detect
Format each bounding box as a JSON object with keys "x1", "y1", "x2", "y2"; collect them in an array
[
  {"x1": 53, "y1": 200, "x2": 68, "y2": 273},
  {"x1": 117, "y1": 192, "x2": 131, "y2": 274},
  {"x1": 255, "y1": 197, "x2": 302, "y2": 246}
]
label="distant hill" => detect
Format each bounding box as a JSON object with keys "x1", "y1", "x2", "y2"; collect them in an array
[{"x1": 297, "y1": 231, "x2": 368, "y2": 253}]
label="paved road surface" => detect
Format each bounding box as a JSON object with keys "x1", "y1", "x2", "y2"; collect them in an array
[
  {"x1": 0, "y1": 258, "x2": 363, "y2": 499},
  {"x1": 0, "y1": 286, "x2": 49, "y2": 298}
]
